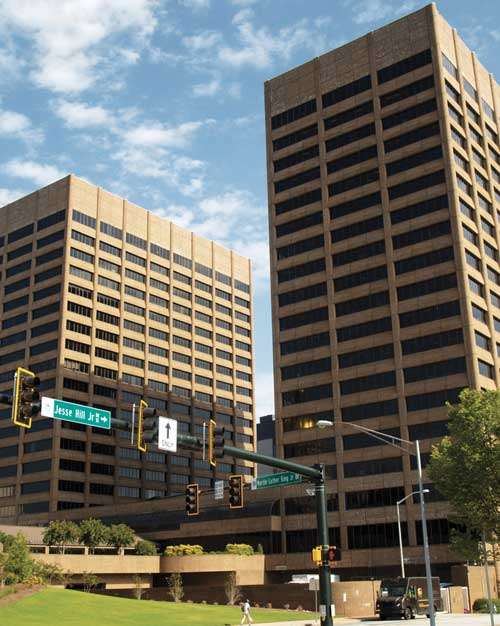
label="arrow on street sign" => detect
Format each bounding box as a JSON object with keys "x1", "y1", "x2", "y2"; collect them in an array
[{"x1": 158, "y1": 417, "x2": 177, "y2": 452}]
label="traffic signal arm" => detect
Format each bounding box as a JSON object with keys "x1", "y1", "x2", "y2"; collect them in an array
[{"x1": 12, "y1": 367, "x2": 40, "y2": 429}]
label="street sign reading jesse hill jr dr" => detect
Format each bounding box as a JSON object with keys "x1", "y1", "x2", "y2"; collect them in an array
[{"x1": 41, "y1": 397, "x2": 111, "y2": 429}]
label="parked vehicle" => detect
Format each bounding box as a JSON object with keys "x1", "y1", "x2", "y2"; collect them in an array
[{"x1": 376, "y1": 577, "x2": 441, "y2": 620}]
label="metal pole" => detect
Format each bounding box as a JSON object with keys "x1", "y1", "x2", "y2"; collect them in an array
[
  {"x1": 396, "y1": 501, "x2": 405, "y2": 578},
  {"x1": 416, "y1": 440, "x2": 435, "y2": 626},
  {"x1": 315, "y1": 465, "x2": 333, "y2": 626},
  {"x1": 130, "y1": 403, "x2": 136, "y2": 446},
  {"x1": 481, "y1": 531, "x2": 495, "y2": 626},
  {"x1": 202, "y1": 422, "x2": 206, "y2": 461}
]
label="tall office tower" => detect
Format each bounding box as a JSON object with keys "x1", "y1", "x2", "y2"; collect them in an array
[
  {"x1": 265, "y1": 4, "x2": 499, "y2": 578},
  {"x1": 0, "y1": 175, "x2": 255, "y2": 523}
]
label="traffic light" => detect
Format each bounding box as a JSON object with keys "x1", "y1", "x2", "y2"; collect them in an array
[
  {"x1": 327, "y1": 546, "x2": 336, "y2": 563},
  {"x1": 12, "y1": 367, "x2": 40, "y2": 429},
  {"x1": 185, "y1": 483, "x2": 199, "y2": 516},
  {"x1": 228, "y1": 474, "x2": 244, "y2": 509},
  {"x1": 137, "y1": 400, "x2": 157, "y2": 452},
  {"x1": 311, "y1": 546, "x2": 322, "y2": 566},
  {"x1": 208, "y1": 420, "x2": 225, "y2": 467}
]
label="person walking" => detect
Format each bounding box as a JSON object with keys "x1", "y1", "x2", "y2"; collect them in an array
[{"x1": 240, "y1": 598, "x2": 253, "y2": 624}]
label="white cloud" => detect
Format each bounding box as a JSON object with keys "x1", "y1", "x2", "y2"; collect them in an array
[
  {"x1": 0, "y1": 109, "x2": 43, "y2": 143},
  {"x1": 3, "y1": 159, "x2": 65, "y2": 186},
  {"x1": 53, "y1": 100, "x2": 114, "y2": 129},
  {"x1": 230, "y1": 0, "x2": 259, "y2": 5},
  {"x1": 192, "y1": 78, "x2": 221, "y2": 97},
  {"x1": 123, "y1": 120, "x2": 204, "y2": 149},
  {"x1": 0, "y1": 187, "x2": 26, "y2": 206},
  {"x1": 255, "y1": 370, "x2": 275, "y2": 418},
  {"x1": 219, "y1": 13, "x2": 321, "y2": 69},
  {"x1": 345, "y1": 0, "x2": 419, "y2": 25},
  {"x1": 182, "y1": 31, "x2": 222, "y2": 51},
  {"x1": 0, "y1": 0, "x2": 158, "y2": 93}
]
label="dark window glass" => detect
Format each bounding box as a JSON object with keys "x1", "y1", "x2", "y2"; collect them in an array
[
  {"x1": 386, "y1": 145, "x2": 442, "y2": 177},
  {"x1": 327, "y1": 145, "x2": 377, "y2": 174},
  {"x1": 275, "y1": 189, "x2": 322, "y2": 217},
  {"x1": 6, "y1": 260, "x2": 31, "y2": 278},
  {"x1": 342, "y1": 398, "x2": 398, "y2": 422},
  {"x1": 324, "y1": 100, "x2": 373, "y2": 130},
  {"x1": 59, "y1": 479, "x2": 85, "y2": 493},
  {"x1": 377, "y1": 49, "x2": 432, "y2": 84},
  {"x1": 284, "y1": 437, "x2": 335, "y2": 458},
  {"x1": 343, "y1": 427, "x2": 400, "y2": 450},
  {"x1": 281, "y1": 357, "x2": 331, "y2": 381},
  {"x1": 271, "y1": 99, "x2": 317, "y2": 130},
  {"x1": 7, "y1": 223, "x2": 34, "y2": 244},
  {"x1": 4, "y1": 277, "x2": 30, "y2": 295},
  {"x1": 37, "y1": 209, "x2": 65, "y2": 231},
  {"x1": 0, "y1": 444, "x2": 18, "y2": 458},
  {"x1": 31, "y1": 320, "x2": 59, "y2": 338},
  {"x1": 73, "y1": 210, "x2": 96, "y2": 229},
  {"x1": 392, "y1": 220, "x2": 450, "y2": 249},
  {"x1": 1, "y1": 349, "x2": 25, "y2": 364},
  {"x1": 335, "y1": 290, "x2": 389, "y2": 317},
  {"x1": 389, "y1": 169, "x2": 445, "y2": 200},
  {"x1": 286, "y1": 494, "x2": 338, "y2": 514},
  {"x1": 380, "y1": 74, "x2": 434, "y2": 107},
  {"x1": 322, "y1": 75, "x2": 371, "y2": 108},
  {"x1": 340, "y1": 370, "x2": 395, "y2": 395},
  {"x1": 325, "y1": 123, "x2": 375, "y2": 152},
  {"x1": 279, "y1": 307, "x2": 329, "y2": 331},
  {"x1": 401, "y1": 328, "x2": 463, "y2": 355},
  {"x1": 3, "y1": 295, "x2": 29, "y2": 312},
  {"x1": 36, "y1": 247, "x2": 63, "y2": 266},
  {"x1": 404, "y1": 357, "x2": 466, "y2": 383},
  {"x1": 280, "y1": 330, "x2": 330, "y2": 356},
  {"x1": 278, "y1": 282, "x2": 327, "y2": 307},
  {"x1": 24, "y1": 438, "x2": 52, "y2": 453},
  {"x1": 399, "y1": 300, "x2": 460, "y2": 327},
  {"x1": 60, "y1": 438, "x2": 85, "y2": 452},
  {"x1": 397, "y1": 272, "x2": 457, "y2": 301},
  {"x1": 406, "y1": 387, "x2": 462, "y2": 412},
  {"x1": 346, "y1": 486, "x2": 405, "y2": 510},
  {"x1": 344, "y1": 456, "x2": 403, "y2": 478},
  {"x1": 274, "y1": 144, "x2": 319, "y2": 172},
  {"x1": 37, "y1": 229, "x2": 64, "y2": 248},
  {"x1": 332, "y1": 239, "x2": 384, "y2": 267},
  {"x1": 337, "y1": 316, "x2": 391, "y2": 342},
  {"x1": 408, "y1": 420, "x2": 449, "y2": 440},
  {"x1": 21, "y1": 480, "x2": 50, "y2": 494},
  {"x1": 33, "y1": 283, "x2": 60, "y2": 301},
  {"x1": 334, "y1": 264, "x2": 387, "y2": 292},
  {"x1": 0, "y1": 465, "x2": 17, "y2": 478},
  {"x1": 274, "y1": 166, "x2": 321, "y2": 194},
  {"x1": 339, "y1": 343, "x2": 393, "y2": 368},
  {"x1": 382, "y1": 98, "x2": 437, "y2": 130},
  {"x1": 277, "y1": 258, "x2": 325, "y2": 283},
  {"x1": 2, "y1": 312, "x2": 28, "y2": 330},
  {"x1": 395, "y1": 246, "x2": 453, "y2": 275},
  {"x1": 348, "y1": 522, "x2": 407, "y2": 550},
  {"x1": 63, "y1": 377, "x2": 88, "y2": 392},
  {"x1": 331, "y1": 213, "x2": 383, "y2": 241},
  {"x1": 330, "y1": 191, "x2": 381, "y2": 219},
  {"x1": 272, "y1": 123, "x2": 318, "y2": 151},
  {"x1": 7, "y1": 242, "x2": 32, "y2": 261},
  {"x1": 416, "y1": 518, "x2": 459, "y2": 545},
  {"x1": 0, "y1": 330, "x2": 26, "y2": 348},
  {"x1": 276, "y1": 211, "x2": 322, "y2": 238},
  {"x1": 282, "y1": 383, "x2": 333, "y2": 406},
  {"x1": 277, "y1": 234, "x2": 324, "y2": 260}
]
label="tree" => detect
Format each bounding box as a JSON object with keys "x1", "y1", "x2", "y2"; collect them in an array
[
  {"x1": 81, "y1": 571, "x2": 100, "y2": 593},
  {"x1": 135, "y1": 540, "x2": 157, "y2": 556},
  {"x1": 107, "y1": 524, "x2": 135, "y2": 553},
  {"x1": 2, "y1": 534, "x2": 33, "y2": 585},
  {"x1": 428, "y1": 388, "x2": 500, "y2": 594},
  {"x1": 224, "y1": 571, "x2": 242, "y2": 605},
  {"x1": 78, "y1": 519, "x2": 109, "y2": 554},
  {"x1": 42, "y1": 521, "x2": 80, "y2": 555},
  {"x1": 167, "y1": 572, "x2": 184, "y2": 602}
]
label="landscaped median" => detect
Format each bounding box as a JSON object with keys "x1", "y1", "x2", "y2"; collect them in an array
[{"x1": 1, "y1": 588, "x2": 316, "y2": 626}]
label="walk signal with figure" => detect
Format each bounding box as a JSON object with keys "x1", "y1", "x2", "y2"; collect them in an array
[
  {"x1": 228, "y1": 474, "x2": 244, "y2": 509},
  {"x1": 327, "y1": 546, "x2": 336, "y2": 563},
  {"x1": 137, "y1": 399, "x2": 157, "y2": 452},
  {"x1": 208, "y1": 419, "x2": 225, "y2": 467},
  {"x1": 185, "y1": 483, "x2": 199, "y2": 516},
  {"x1": 12, "y1": 367, "x2": 40, "y2": 429}
]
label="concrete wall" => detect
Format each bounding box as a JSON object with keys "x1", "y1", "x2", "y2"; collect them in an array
[
  {"x1": 32, "y1": 553, "x2": 160, "y2": 575},
  {"x1": 159, "y1": 554, "x2": 265, "y2": 585},
  {"x1": 451, "y1": 564, "x2": 498, "y2": 607}
]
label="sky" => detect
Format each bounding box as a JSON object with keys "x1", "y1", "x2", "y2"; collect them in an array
[{"x1": 0, "y1": 0, "x2": 499, "y2": 418}]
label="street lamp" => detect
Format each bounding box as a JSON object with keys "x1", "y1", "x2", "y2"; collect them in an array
[
  {"x1": 317, "y1": 419, "x2": 437, "y2": 626},
  {"x1": 397, "y1": 490, "x2": 429, "y2": 578}
]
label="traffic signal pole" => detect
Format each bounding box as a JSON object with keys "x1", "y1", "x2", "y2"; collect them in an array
[{"x1": 177, "y1": 433, "x2": 334, "y2": 626}]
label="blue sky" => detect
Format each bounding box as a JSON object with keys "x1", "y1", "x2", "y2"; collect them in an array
[{"x1": 0, "y1": 0, "x2": 499, "y2": 417}]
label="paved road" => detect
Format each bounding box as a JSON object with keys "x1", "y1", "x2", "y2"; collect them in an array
[{"x1": 251, "y1": 614, "x2": 499, "y2": 626}]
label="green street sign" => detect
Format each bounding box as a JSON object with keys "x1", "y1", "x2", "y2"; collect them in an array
[
  {"x1": 252, "y1": 471, "x2": 303, "y2": 490},
  {"x1": 41, "y1": 397, "x2": 111, "y2": 429}
]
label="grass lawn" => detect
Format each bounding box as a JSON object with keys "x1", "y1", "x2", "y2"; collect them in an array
[
  {"x1": 1, "y1": 588, "x2": 314, "y2": 626},
  {"x1": 0, "y1": 587, "x2": 16, "y2": 600}
]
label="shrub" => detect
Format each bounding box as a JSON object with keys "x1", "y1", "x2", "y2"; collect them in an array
[
  {"x1": 225, "y1": 543, "x2": 254, "y2": 556},
  {"x1": 164, "y1": 544, "x2": 204, "y2": 556},
  {"x1": 473, "y1": 598, "x2": 500, "y2": 613},
  {"x1": 167, "y1": 572, "x2": 184, "y2": 602},
  {"x1": 135, "y1": 540, "x2": 157, "y2": 556}
]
